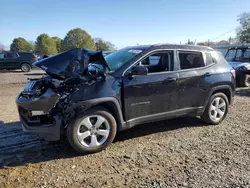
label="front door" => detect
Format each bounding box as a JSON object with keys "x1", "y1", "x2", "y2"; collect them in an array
[{"x1": 122, "y1": 50, "x2": 180, "y2": 121}]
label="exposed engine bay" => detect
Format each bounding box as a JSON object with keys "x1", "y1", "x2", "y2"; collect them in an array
[{"x1": 16, "y1": 48, "x2": 109, "y2": 140}]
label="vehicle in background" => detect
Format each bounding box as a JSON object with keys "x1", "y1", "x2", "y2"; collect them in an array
[
  {"x1": 35, "y1": 55, "x2": 41, "y2": 61},
  {"x1": 0, "y1": 52, "x2": 37, "y2": 72},
  {"x1": 16, "y1": 45, "x2": 236, "y2": 154},
  {"x1": 225, "y1": 46, "x2": 250, "y2": 87}
]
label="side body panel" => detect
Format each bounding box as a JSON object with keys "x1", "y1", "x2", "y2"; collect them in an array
[{"x1": 122, "y1": 72, "x2": 180, "y2": 121}]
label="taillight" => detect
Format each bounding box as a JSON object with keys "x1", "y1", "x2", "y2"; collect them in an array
[
  {"x1": 34, "y1": 57, "x2": 38, "y2": 61},
  {"x1": 231, "y1": 69, "x2": 236, "y2": 78}
]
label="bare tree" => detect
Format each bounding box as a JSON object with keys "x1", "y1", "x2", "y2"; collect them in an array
[{"x1": 0, "y1": 42, "x2": 6, "y2": 51}]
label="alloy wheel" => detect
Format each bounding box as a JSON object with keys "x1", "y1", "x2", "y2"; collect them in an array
[
  {"x1": 77, "y1": 115, "x2": 110, "y2": 147},
  {"x1": 209, "y1": 97, "x2": 226, "y2": 122}
]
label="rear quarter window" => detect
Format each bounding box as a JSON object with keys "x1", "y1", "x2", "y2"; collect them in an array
[
  {"x1": 211, "y1": 51, "x2": 228, "y2": 64},
  {"x1": 205, "y1": 52, "x2": 216, "y2": 66}
]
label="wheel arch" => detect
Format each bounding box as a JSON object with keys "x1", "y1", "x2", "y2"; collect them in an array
[
  {"x1": 72, "y1": 97, "x2": 126, "y2": 131},
  {"x1": 208, "y1": 85, "x2": 234, "y2": 105}
]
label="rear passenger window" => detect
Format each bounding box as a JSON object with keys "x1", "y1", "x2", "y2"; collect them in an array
[
  {"x1": 178, "y1": 51, "x2": 205, "y2": 70},
  {"x1": 6, "y1": 53, "x2": 18, "y2": 58},
  {"x1": 205, "y1": 53, "x2": 216, "y2": 66}
]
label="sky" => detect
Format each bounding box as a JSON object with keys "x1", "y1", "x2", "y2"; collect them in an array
[{"x1": 1, "y1": 0, "x2": 250, "y2": 49}]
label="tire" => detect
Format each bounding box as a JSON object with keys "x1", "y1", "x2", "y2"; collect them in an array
[
  {"x1": 21, "y1": 63, "x2": 31, "y2": 72},
  {"x1": 239, "y1": 74, "x2": 250, "y2": 87},
  {"x1": 201, "y1": 93, "x2": 229, "y2": 125},
  {"x1": 67, "y1": 107, "x2": 117, "y2": 154}
]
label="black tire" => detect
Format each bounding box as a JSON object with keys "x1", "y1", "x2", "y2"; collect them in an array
[
  {"x1": 201, "y1": 92, "x2": 229, "y2": 125},
  {"x1": 239, "y1": 74, "x2": 250, "y2": 87},
  {"x1": 67, "y1": 107, "x2": 117, "y2": 154},
  {"x1": 21, "y1": 63, "x2": 31, "y2": 72}
]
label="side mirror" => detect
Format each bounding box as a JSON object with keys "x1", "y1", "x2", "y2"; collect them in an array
[{"x1": 131, "y1": 66, "x2": 148, "y2": 76}]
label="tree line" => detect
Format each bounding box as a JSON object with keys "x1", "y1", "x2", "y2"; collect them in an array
[{"x1": 5, "y1": 28, "x2": 116, "y2": 55}]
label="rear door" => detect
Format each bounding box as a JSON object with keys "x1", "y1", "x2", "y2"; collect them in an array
[{"x1": 176, "y1": 51, "x2": 214, "y2": 109}]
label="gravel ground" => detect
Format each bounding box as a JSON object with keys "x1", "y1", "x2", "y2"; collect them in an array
[{"x1": 0, "y1": 72, "x2": 250, "y2": 187}]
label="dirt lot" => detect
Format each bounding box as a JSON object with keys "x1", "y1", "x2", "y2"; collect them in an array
[{"x1": 0, "y1": 71, "x2": 250, "y2": 188}]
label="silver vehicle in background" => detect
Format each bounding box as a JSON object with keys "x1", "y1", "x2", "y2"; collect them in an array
[{"x1": 225, "y1": 46, "x2": 250, "y2": 87}]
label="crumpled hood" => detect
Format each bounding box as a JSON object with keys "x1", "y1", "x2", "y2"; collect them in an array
[
  {"x1": 33, "y1": 48, "x2": 110, "y2": 79},
  {"x1": 228, "y1": 61, "x2": 250, "y2": 70}
]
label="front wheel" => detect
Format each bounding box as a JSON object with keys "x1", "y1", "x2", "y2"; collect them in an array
[
  {"x1": 201, "y1": 93, "x2": 229, "y2": 125},
  {"x1": 67, "y1": 107, "x2": 117, "y2": 154}
]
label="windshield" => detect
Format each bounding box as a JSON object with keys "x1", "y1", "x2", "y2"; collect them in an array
[{"x1": 104, "y1": 47, "x2": 143, "y2": 71}]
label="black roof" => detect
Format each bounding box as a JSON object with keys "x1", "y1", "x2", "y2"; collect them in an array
[
  {"x1": 126, "y1": 44, "x2": 214, "y2": 51},
  {"x1": 124, "y1": 45, "x2": 153, "y2": 50}
]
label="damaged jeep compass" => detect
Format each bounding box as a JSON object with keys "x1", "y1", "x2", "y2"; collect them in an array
[{"x1": 16, "y1": 44, "x2": 236, "y2": 153}]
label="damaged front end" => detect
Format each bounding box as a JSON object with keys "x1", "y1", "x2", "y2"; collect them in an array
[{"x1": 16, "y1": 48, "x2": 109, "y2": 141}]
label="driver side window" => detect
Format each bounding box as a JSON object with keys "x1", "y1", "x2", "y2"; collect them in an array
[{"x1": 137, "y1": 51, "x2": 173, "y2": 74}]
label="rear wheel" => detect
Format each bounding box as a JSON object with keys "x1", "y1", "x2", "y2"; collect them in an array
[
  {"x1": 239, "y1": 74, "x2": 250, "y2": 87},
  {"x1": 21, "y1": 63, "x2": 31, "y2": 72},
  {"x1": 67, "y1": 107, "x2": 117, "y2": 154},
  {"x1": 201, "y1": 93, "x2": 229, "y2": 125}
]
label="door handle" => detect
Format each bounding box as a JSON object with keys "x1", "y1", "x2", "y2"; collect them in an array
[
  {"x1": 204, "y1": 72, "x2": 212, "y2": 76},
  {"x1": 163, "y1": 77, "x2": 177, "y2": 83}
]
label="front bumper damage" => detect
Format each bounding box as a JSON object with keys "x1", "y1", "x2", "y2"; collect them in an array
[
  {"x1": 20, "y1": 115, "x2": 62, "y2": 141},
  {"x1": 16, "y1": 88, "x2": 62, "y2": 141},
  {"x1": 16, "y1": 48, "x2": 109, "y2": 141}
]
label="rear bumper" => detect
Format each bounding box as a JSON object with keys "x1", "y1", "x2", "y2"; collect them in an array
[{"x1": 20, "y1": 115, "x2": 62, "y2": 141}]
